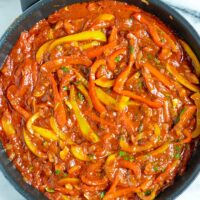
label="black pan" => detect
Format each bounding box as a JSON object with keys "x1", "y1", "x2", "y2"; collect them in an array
[{"x1": 0, "y1": 0, "x2": 199, "y2": 199}]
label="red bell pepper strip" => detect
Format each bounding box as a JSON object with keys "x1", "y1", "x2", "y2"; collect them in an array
[
  {"x1": 89, "y1": 59, "x2": 107, "y2": 113},
  {"x1": 49, "y1": 75, "x2": 67, "y2": 128}
]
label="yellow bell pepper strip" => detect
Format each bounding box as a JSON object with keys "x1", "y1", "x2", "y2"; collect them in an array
[
  {"x1": 1, "y1": 112, "x2": 16, "y2": 136},
  {"x1": 60, "y1": 146, "x2": 69, "y2": 160},
  {"x1": 41, "y1": 55, "x2": 92, "y2": 73},
  {"x1": 154, "y1": 123, "x2": 161, "y2": 141},
  {"x1": 72, "y1": 68, "x2": 88, "y2": 87},
  {"x1": 36, "y1": 40, "x2": 53, "y2": 63},
  {"x1": 23, "y1": 129, "x2": 47, "y2": 158},
  {"x1": 80, "y1": 41, "x2": 101, "y2": 50},
  {"x1": 179, "y1": 39, "x2": 200, "y2": 76},
  {"x1": 32, "y1": 125, "x2": 58, "y2": 141},
  {"x1": 26, "y1": 112, "x2": 40, "y2": 134},
  {"x1": 58, "y1": 177, "x2": 80, "y2": 186},
  {"x1": 70, "y1": 145, "x2": 90, "y2": 161},
  {"x1": 191, "y1": 93, "x2": 200, "y2": 138},
  {"x1": 89, "y1": 59, "x2": 107, "y2": 113},
  {"x1": 119, "y1": 137, "x2": 153, "y2": 153},
  {"x1": 62, "y1": 195, "x2": 70, "y2": 200},
  {"x1": 143, "y1": 62, "x2": 173, "y2": 89},
  {"x1": 64, "y1": 100, "x2": 73, "y2": 110},
  {"x1": 49, "y1": 75, "x2": 67, "y2": 128},
  {"x1": 70, "y1": 86, "x2": 100, "y2": 143},
  {"x1": 128, "y1": 100, "x2": 140, "y2": 107},
  {"x1": 49, "y1": 30, "x2": 107, "y2": 51},
  {"x1": 76, "y1": 84, "x2": 93, "y2": 109},
  {"x1": 95, "y1": 87, "x2": 117, "y2": 109},
  {"x1": 96, "y1": 13, "x2": 115, "y2": 21},
  {"x1": 105, "y1": 154, "x2": 117, "y2": 166},
  {"x1": 166, "y1": 63, "x2": 200, "y2": 92},
  {"x1": 50, "y1": 116, "x2": 74, "y2": 144},
  {"x1": 95, "y1": 77, "x2": 115, "y2": 88},
  {"x1": 117, "y1": 96, "x2": 130, "y2": 111},
  {"x1": 137, "y1": 142, "x2": 170, "y2": 161}
]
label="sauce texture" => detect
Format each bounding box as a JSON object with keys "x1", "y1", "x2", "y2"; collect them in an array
[{"x1": 0, "y1": 1, "x2": 200, "y2": 199}]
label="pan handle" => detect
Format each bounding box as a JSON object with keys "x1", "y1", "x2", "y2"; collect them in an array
[{"x1": 20, "y1": 0, "x2": 40, "y2": 12}]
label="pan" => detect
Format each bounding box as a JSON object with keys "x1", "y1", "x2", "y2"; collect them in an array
[{"x1": 0, "y1": 0, "x2": 199, "y2": 199}]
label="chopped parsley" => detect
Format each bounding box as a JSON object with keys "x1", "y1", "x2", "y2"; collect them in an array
[
  {"x1": 174, "y1": 145, "x2": 181, "y2": 159},
  {"x1": 63, "y1": 86, "x2": 68, "y2": 91},
  {"x1": 74, "y1": 80, "x2": 81, "y2": 85},
  {"x1": 180, "y1": 107, "x2": 186, "y2": 116},
  {"x1": 162, "y1": 168, "x2": 166, "y2": 172},
  {"x1": 154, "y1": 58, "x2": 160, "y2": 64},
  {"x1": 175, "y1": 145, "x2": 181, "y2": 152},
  {"x1": 147, "y1": 53, "x2": 153, "y2": 60},
  {"x1": 119, "y1": 151, "x2": 126, "y2": 157},
  {"x1": 138, "y1": 81, "x2": 143, "y2": 89},
  {"x1": 100, "y1": 191, "x2": 106, "y2": 199},
  {"x1": 88, "y1": 154, "x2": 95, "y2": 160},
  {"x1": 115, "y1": 56, "x2": 121, "y2": 63},
  {"x1": 129, "y1": 46, "x2": 135, "y2": 54},
  {"x1": 77, "y1": 92, "x2": 84, "y2": 101},
  {"x1": 174, "y1": 107, "x2": 186, "y2": 125},
  {"x1": 160, "y1": 38, "x2": 166, "y2": 43},
  {"x1": 124, "y1": 156, "x2": 129, "y2": 161},
  {"x1": 61, "y1": 66, "x2": 70, "y2": 73},
  {"x1": 63, "y1": 173, "x2": 68, "y2": 177},
  {"x1": 119, "y1": 151, "x2": 135, "y2": 162},
  {"x1": 153, "y1": 166, "x2": 158, "y2": 172},
  {"x1": 144, "y1": 190, "x2": 152, "y2": 196},
  {"x1": 138, "y1": 122, "x2": 144, "y2": 133},
  {"x1": 55, "y1": 169, "x2": 60, "y2": 175},
  {"x1": 45, "y1": 187, "x2": 55, "y2": 193},
  {"x1": 174, "y1": 153, "x2": 181, "y2": 159}
]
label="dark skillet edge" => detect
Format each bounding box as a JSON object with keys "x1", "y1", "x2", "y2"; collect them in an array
[{"x1": 0, "y1": 0, "x2": 200, "y2": 200}]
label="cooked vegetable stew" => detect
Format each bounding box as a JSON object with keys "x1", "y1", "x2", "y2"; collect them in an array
[{"x1": 0, "y1": 1, "x2": 200, "y2": 199}]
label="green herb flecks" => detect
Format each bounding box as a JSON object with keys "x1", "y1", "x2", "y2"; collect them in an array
[
  {"x1": 45, "y1": 187, "x2": 55, "y2": 193},
  {"x1": 63, "y1": 86, "x2": 68, "y2": 91},
  {"x1": 100, "y1": 191, "x2": 106, "y2": 199},
  {"x1": 129, "y1": 46, "x2": 135, "y2": 54},
  {"x1": 119, "y1": 151, "x2": 135, "y2": 162},
  {"x1": 115, "y1": 56, "x2": 121, "y2": 63},
  {"x1": 153, "y1": 166, "x2": 158, "y2": 172},
  {"x1": 144, "y1": 189, "x2": 152, "y2": 196},
  {"x1": 77, "y1": 92, "x2": 84, "y2": 101},
  {"x1": 55, "y1": 169, "x2": 60, "y2": 175},
  {"x1": 61, "y1": 66, "x2": 70, "y2": 73},
  {"x1": 174, "y1": 107, "x2": 187, "y2": 125}
]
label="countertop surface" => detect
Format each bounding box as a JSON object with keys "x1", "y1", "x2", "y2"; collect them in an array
[{"x1": 0, "y1": 0, "x2": 200, "y2": 199}]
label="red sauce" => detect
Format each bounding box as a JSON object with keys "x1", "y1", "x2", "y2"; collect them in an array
[{"x1": 0, "y1": 1, "x2": 199, "y2": 199}]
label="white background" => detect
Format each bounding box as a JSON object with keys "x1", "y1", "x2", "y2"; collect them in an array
[{"x1": 0, "y1": 0, "x2": 200, "y2": 199}]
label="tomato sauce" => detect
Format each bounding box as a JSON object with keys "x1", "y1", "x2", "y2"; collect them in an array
[{"x1": 0, "y1": 1, "x2": 199, "y2": 199}]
